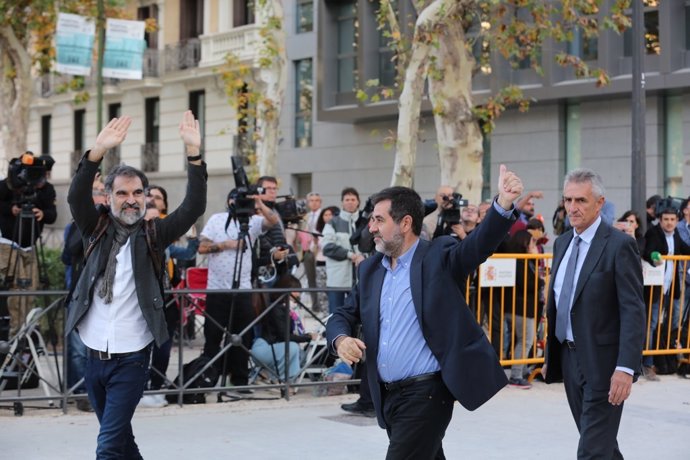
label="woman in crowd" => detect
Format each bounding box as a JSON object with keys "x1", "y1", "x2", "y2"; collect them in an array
[
  {"x1": 314, "y1": 206, "x2": 339, "y2": 314},
  {"x1": 615, "y1": 210, "x2": 645, "y2": 253},
  {"x1": 251, "y1": 275, "x2": 315, "y2": 382},
  {"x1": 505, "y1": 230, "x2": 544, "y2": 390}
]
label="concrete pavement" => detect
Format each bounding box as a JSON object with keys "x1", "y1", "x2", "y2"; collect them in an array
[{"x1": 1, "y1": 375, "x2": 689, "y2": 459}]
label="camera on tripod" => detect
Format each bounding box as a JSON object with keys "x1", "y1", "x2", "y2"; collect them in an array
[
  {"x1": 7, "y1": 152, "x2": 50, "y2": 192},
  {"x1": 231, "y1": 156, "x2": 264, "y2": 225},
  {"x1": 440, "y1": 192, "x2": 469, "y2": 225}
]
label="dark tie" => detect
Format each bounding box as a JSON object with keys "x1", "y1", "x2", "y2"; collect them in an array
[{"x1": 556, "y1": 236, "x2": 581, "y2": 343}]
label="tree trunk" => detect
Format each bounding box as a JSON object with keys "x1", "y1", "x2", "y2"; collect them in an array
[
  {"x1": 390, "y1": 0, "x2": 461, "y2": 187},
  {"x1": 254, "y1": 0, "x2": 287, "y2": 178},
  {"x1": 0, "y1": 26, "x2": 32, "y2": 174},
  {"x1": 428, "y1": 21, "x2": 484, "y2": 204}
]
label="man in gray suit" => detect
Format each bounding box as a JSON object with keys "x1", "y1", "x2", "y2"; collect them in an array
[{"x1": 543, "y1": 168, "x2": 645, "y2": 459}]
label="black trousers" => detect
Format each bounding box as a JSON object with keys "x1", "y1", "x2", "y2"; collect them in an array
[
  {"x1": 202, "y1": 292, "x2": 254, "y2": 385},
  {"x1": 382, "y1": 378, "x2": 454, "y2": 460},
  {"x1": 562, "y1": 346, "x2": 624, "y2": 459}
]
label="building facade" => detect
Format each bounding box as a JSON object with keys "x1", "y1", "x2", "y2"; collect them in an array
[{"x1": 8, "y1": 0, "x2": 690, "y2": 245}]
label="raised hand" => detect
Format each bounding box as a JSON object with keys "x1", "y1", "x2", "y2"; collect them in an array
[
  {"x1": 179, "y1": 110, "x2": 201, "y2": 155},
  {"x1": 89, "y1": 116, "x2": 132, "y2": 161},
  {"x1": 496, "y1": 164, "x2": 524, "y2": 211}
]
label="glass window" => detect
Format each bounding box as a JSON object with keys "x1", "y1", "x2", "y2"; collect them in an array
[
  {"x1": 685, "y1": 2, "x2": 690, "y2": 50},
  {"x1": 41, "y1": 115, "x2": 51, "y2": 155},
  {"x1": 189, "y1": 90, "x2": 206, "y2": 153},
  {"x1": 296, "y1": 0, "x2": 313, "y2": 33},
  {"x1": 568, "y1": 27, "x2": 598, "y2": 61},
  {"x1": 145, "y1": 97, "x2": 160, "y2": 144},
  {"x1": 623, "y1": 0, "x2": 660, "y2": 56},
  {"x1": 377, "y1": 0, "x2": 397, "y2": 87},
  {"x1": 336, "y1": 2, "x2": 358, "y2": 93},
  {"x1": 295, "y1": 59, "x2": 313, "y2": 148}
]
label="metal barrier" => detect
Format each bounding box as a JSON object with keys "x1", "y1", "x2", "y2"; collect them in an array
[
  {"x1": 465, "y1": 253, "x2": 690, "y2": 370},
  {"x1": 2, "y1": 254, "x2": 690, "y2": 413}
]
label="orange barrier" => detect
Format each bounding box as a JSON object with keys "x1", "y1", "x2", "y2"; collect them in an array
[{"x1": 466, "y1": 253, "x2": 690, "y2": 371}]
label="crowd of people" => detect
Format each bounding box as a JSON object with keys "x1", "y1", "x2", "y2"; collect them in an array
[{"x1": 1, "y1": 111, "x2": 689, "y2": 458}]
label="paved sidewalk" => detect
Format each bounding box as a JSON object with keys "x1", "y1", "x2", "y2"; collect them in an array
[{"x1": 1, "y1": 376, "x2": 689, "y2": 459}]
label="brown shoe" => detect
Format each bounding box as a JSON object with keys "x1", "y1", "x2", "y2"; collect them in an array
[{"x1": 643, "y1": 365, "x2": 660, "y2": 381}]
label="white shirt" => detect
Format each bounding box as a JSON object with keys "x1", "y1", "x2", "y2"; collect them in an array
[
  {"x1": 201, "y1": 212, "x2": 264, "y2": 290},
  {"x1": 554, "y1": 216, "x2": 601, "y2": 342},
  {"x1": 78, "y1": 238, "x2": 154, "y2": 353},
  {"x1": 663, "y1": 231, "x2": 675, "y2": 294}
]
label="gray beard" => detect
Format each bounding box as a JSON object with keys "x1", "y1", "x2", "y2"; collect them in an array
[{"x1": 114, "y1": 208, "x2": 144, "y2": 225}]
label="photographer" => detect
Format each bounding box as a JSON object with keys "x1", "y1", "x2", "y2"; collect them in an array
[
  {"x1": 0, "y1": 152, "x2": 56, "y2": 336},
  {"x1": 421, "y1": 185, "x2": 473, "y2": 240},
  {"x1": 252, "y1": 176, "x2": 299, "y2": 286},
  {"x1": 198, "y1": 188, "x2": 279, "y2": 385},
  {"x1": 0, "y1": 152, "x2": 57, "y2": 247}
]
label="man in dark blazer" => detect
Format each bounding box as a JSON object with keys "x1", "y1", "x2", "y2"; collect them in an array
[
  {"x1": 543, "y1": 168, "x2": 645, "y2": 460},
  {"x1": 326, "y1": 165, "x2": 523, "y2": 459},
  {"x1": 641, "y1": 206, "x2": 690, "y2": 379}
]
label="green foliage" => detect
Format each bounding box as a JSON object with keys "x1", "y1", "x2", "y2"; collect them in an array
[
  {"x1": 375, "y1": 0, "x2": 632, "y2": 124},
  {"x1": 42, "y1": 247, "x2": 66, "y2": 292}
]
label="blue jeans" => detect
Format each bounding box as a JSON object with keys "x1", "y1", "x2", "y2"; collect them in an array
[
  {"x1": 85, "y1": 346, "x2": 151, "y2": 460},
  {"x1": 67, "y1": 330, "x2": 87, "y2": 393},
  {"x1": 251, "y1": 338, "x2": 301, "y2": 381},
  {"x1": 644, "y1": 295, "x2": 681, "y2": 367}
]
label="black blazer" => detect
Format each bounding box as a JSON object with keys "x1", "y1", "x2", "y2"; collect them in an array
[
  {"x1": 66, "y1": 155, "x2": 207, "y2": 347},
  {"x1": 642, "y1": 224, "x2": 690, "y2": 301},
  {"x1": 327, "y1": 205, "x2": 516, "y2": 428},
  {"x1": 544, "y1": 221, "x2": 646, "y2": 390}
]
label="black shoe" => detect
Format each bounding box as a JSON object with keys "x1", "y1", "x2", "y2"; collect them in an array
[
  {"x1": 76, "y1": 398, "x2": 94, "y2": 412},
  {"x1": 341, "y1": 400, "x2": 375, "y2": 417}
]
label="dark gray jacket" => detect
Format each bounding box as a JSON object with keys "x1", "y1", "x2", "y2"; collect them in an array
[{"x1": 65, "y1": 156, "x2": 207, "y2": 346}]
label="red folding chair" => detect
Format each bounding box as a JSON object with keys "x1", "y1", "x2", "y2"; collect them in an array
[{"x1": 176, "y1": 267, "x2": 208, "y2": 339}]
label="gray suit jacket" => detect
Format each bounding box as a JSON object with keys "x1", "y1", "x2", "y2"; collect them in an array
[
  {"x1": 65, "y1": 156, "x2": 207, "y2": 347},
  {"x1": 544, "y1": 221, "x2": 646, "y2": 389}
]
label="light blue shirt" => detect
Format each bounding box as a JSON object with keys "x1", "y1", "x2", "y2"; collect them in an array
[
  {"x1": 554, "y1": 215, "x2": 633, "y2": 375},
  {"x1": 377, "y1": 239, "x2": 441, "y2": 382},
  {"x1": 554, "y1": 216, "x2": 600, "y2": 341},
  {"x1": 677, "y1": 220, "x2": 690, "y2": 246}
]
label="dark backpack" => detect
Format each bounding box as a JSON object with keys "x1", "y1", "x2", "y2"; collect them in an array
[{"x1": 165, "y1": 355, "x2": 218, "y2": 404}]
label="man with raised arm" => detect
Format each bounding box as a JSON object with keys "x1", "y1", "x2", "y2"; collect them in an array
[
  {"x1": 65, "y1": 111, "x2": 207, "y2": 459},
  {"x1": 327, "y1": 165, "x2": 523, "y2": 459}
]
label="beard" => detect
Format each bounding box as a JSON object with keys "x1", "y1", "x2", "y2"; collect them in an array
[
  {"x1": 374, "y1": 229, "x2": 405, "y2": 258},
  {"x1": 114, "y1": 203, "x2": 144, "y2": 225}
]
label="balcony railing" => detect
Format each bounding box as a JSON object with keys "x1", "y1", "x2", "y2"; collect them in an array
[
  {"x1": 143, "y1": 48, "x2": 160, "y2": 78},
  {"x1": 199, "y1": 25, "x2": 261, "y2": 67},
  {"x1": 164, "y1": 39, "x2": 201, "y2": 72},
  {"x1": 141, "y1": 143, "x2": 159, "y2": 173}
]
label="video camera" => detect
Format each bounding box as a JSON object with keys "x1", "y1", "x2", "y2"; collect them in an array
[
  {"x1": 440, "y1": 192, "x2": 469, "y2": 225},
  {"x1": 6, "y1": 152, "x2": 50, "y2": 201},
  {"x1": 655, "y1": 196, "x2": 684, "y2": 217},
  {"x1": 230, "y1": 156, "x2": 264, "y2": 226},
  {"x1": 274, "y1": 196, "x2": 307, "y2": 225}
]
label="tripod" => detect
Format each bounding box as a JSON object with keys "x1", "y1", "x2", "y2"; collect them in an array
[
  {"x1": 213, "y1": 214, "x2": 256, "y2": 402},
  {"x1": 0, "y1": 200, "x2": 62, "y2": 413}
]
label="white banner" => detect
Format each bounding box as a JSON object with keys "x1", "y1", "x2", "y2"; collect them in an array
[
  {"x1": 642, "y1": 260, "x2": 665, "y2": 286},
  {"x1": 56, "y1": 13, "x2": 95, "y2": 76},
  {"x1": 103, "y1": 18, "x2": 146, "y2": 80},
  {"x1": 479, "y1": 258, "x2": 516, "y2": 287}
]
